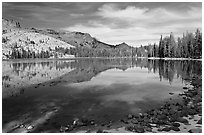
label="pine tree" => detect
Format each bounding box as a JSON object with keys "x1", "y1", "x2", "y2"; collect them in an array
[
  {"x1": 153, "y1": 43, "x2": 156, "y2": 57},
  {"x1": 177, "y1": 37, "x2": 182, "y2": 58},
  {"x1": 182, "y1": 33, "x2": 188, "y2": 58},
  {"x1": 194, "y1": 29, "x2": 202, "y2": 58},
  {"x1": 169, "y1": 32, "x2": 176, "y2": 57},
  {"x1": 163, "y1": 37, "x2": 170, "y2": 57},
  {"x1": 158, "y1": 35, "x2": 164, "y2": 58},
  {"x1": 185, "y1": 32, "x2": 194, "y2": 58}
]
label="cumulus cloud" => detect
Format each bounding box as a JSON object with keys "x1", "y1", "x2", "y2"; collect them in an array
[
  {"x1": 97, "y1": 4, "x2": 201, "y2": 26},
  {"x1": 97, "y1": 4, "x2": 149, "y2": 20},
  {"x1": 64, "y1": 3, "x2": 202, "y2": 47},
  {"x1": 66, "y1": 23, "x2": 113, "y2": 37}
]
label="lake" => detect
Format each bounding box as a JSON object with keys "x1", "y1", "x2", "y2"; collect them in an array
[{"x1": 2, "y1": 58, "x2": 202, "y2": 132}]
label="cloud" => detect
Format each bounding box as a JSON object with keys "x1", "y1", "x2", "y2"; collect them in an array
[
  {"x1": 97, "y1": 4, "x2": 149, "y2": 20},
  {"x1": 96, "y1": 3, "x2": 201, "y2": 26},
  {"x1": 70, "y1": 13, "x2": 84, "y2": 17},
  {"x1": 65, "y1": 23, "x2": 113, "y2": 38},
  {"x1": 64, "y1": 3, "x2": 201, "y2": 47}
]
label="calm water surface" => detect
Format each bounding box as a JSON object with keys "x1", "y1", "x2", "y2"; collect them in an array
[{"x1": 2, "y1": 58, "x2": 202, "y2": 132}]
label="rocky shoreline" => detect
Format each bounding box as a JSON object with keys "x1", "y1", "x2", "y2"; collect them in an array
[
  {"x1": 110, "y1": 75, "x2": 202, "y2": 133},
  {"x1": 58, "y1": 75, "x2": 202, "y2": 133}
]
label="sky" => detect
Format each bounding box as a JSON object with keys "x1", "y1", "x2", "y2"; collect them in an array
[{"x1": 2, "y1": 2, "x2": 202, "y2": 47}]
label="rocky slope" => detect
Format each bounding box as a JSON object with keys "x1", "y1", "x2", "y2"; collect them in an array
[
  {"x1": 2, "y1": 18, "x2": 21, "y2": 33},
  {"x1": 2, "y1": 19, "x2": 75, "y2": 59}
]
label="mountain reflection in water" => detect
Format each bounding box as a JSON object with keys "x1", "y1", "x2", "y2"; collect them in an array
[{"x1": 2, "y1": 58, "x2": 202, "y2": 132}]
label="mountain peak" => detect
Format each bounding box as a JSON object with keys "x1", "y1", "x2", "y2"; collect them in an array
[
  {"x1": 115, "y1": 42, "x2": 131, "y2": 49},
  {"x1": 120, "y1": 42, "x2": 128, "y2": 45}
]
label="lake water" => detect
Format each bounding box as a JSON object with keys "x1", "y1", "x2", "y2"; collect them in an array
[{"x1": 2, "y1": 58, "x2": 202, "y2": 132}]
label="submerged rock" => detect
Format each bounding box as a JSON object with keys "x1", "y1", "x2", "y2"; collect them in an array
[
  {"x1": 172, "y1": 122, "x2": 180, "y2": 127},
  {"x1": 120, "y1": 119, "x2": 129, "y2": 124},
  {"x1": 27, "y1": 125, "x2": 34, "y2": 130},
  {"x1": 162, "y1": 127, "x2": 171, "y2": 132},
  {"x1": 131, "y1": 119, "x2": 139, "y2": 124},
  {"x1": 176, "y1": 117, "x2": 188, "y2": 124},
  {"x1": 197, "y1": 118, "x2": 202, "y2": 124},
  {"x1": 125, "y1": 125, "x2": 145, "y2": 133},
  {"x1": 20, "y1": 125, "x2": 24, "y2": 128},
  {"x1": 188, "y1": 109, "x2": 197, "y2": 115},
  {"x1": 188, "y1": 128, "x2": 202, "y2": 133},
  {"x1": 90, "y1": 120, "x2": 95, "y2": 125},
  {"x1": 149, "y1": 123, "x2": 157, "y2": 127},
  {"x1": 96, "y1": 129, "x2": 103, "y2": 133},
  {"x1": 86, "y1": 129, "x2": 91, "y2": 133},
  {"x1": 127, "y1": 114, "x2": 133, "y2": 119},
  {"x1": 145, "y1": 127, "x2": 152, "y2": 132},
  {"x1": 183, "y1": 87, "x2": 188, "y2": 89},
  {"x1": 73, "y1": 118, "x2": 79, "y2": 125},
  {"x1": 60, "y1": 126, "x2": 69, "y2": 132},
  {"x1": 170, "y1": 126, "x2": 180, "y2": 131}
]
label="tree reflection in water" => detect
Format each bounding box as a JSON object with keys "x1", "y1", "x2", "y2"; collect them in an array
[{"x1": 3, "y1": 58, "x2": 202, "y2": 85}]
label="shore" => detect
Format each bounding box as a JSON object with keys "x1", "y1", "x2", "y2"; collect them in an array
[
  {"x1": 148, "y1": 57, "x2": 202, "y2": 61},
  {"x1": 74, "y1": 75, "x2": 202, "y2": 133}
]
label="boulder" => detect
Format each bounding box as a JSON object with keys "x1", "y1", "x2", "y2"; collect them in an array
[
  {"x1": 60, "y1": 126, "x2": 68, "y2": 132},
  {"x1": 27, "y1": 125, "x2": 34, "y2": 130},
  {"x1": 176, "y1": 117, "x2": 188, "y2": 124},
  {"x1": 170, "y1": 126, "x2": 180, "y2": 131},
  {"x1": 120, "y1": 119, "x2": 129, "y2": 124},
  {"x1": 162, "y1": 127, "x2": 171, "y2": 132},
  {"x1": 125, "y1": 125, "x2": 145, "y2": 133},
  {"x1": 172, "y1": 122, "x2": 180, "y2": 127},
  {"x1": 127, "y1": 114, "x2": 133, "y2": 119},
  {"x1": 96, "y1": 129, "x2": 103, "y2": 133}
]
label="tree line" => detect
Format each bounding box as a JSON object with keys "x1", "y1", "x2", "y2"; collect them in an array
[
  {"x1": 74, "y1": 46, "x2": 135, "y2": 57},
  {"x1": 146, "y1": 29, "x2": 202, "y2": 59},
  {"x1": 9, "y1": 46, "x2": 77, "y2": 59}
]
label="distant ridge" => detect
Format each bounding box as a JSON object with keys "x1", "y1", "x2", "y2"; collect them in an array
[
  {"x1": 2, "y1": 18, "x2": 135, "y2": 59},
  {"x1": 34, "y1": 28, "x2": 132, "y2": 49}
]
